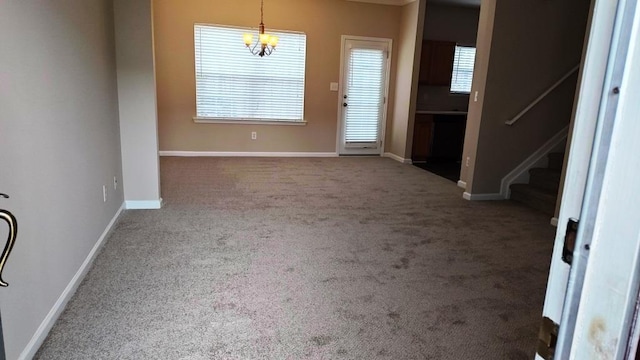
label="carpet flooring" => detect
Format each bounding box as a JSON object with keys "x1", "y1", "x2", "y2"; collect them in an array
[
  {"x1": 35, "y1": 157, "x2": 555, "y2": 359},
  {"x1": 413, "y1": 160, "x2": 462, "y2": 183}
]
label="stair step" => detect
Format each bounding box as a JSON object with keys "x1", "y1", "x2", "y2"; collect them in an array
[
  {"x1": 510, "y1": 184, "x2": 557, "y2": 215},
  {"x1": 529, "y1": 168, "x2": 562, "y2": 192},
  {"x1": 547, "y1": 152, "x2": 565, "y2": 171}
]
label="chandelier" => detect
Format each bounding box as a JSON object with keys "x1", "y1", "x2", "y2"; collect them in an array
[{"x1": 243, "y1": 0, "x2": 278, "y2": 57}]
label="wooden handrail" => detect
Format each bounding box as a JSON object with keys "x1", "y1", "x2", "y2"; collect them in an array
[{"x1": 505, "y1": 65, "x2": 580, "y2": 126}]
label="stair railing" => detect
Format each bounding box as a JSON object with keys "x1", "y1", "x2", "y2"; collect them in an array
[{"x1": 505, "y1": 65, "x2": 580, "y2": 126}]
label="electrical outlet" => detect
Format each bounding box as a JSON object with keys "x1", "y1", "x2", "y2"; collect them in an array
[
  {"x1": 103, "y1": 185, "x2": 107, "y2": 202},
  {"x1": 474, "y1": 91, "x2": 479, "y2": 102},
  {"x1": 113, "y1": 176, "x2": 118, "y2": 190},
  {"x1": 466, "y1": 157, "x2": 470, "y2": 167},
  {"x1": 251, "y1": 131, "x2": 257, "y2": 140}
]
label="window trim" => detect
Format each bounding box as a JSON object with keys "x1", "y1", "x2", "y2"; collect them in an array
[
  {"x1": 193, "y1": 23, "x2": 308, "y2": 124},
  {"x1": 193, "y1": 117, "x2": 308, "y2": 126}
]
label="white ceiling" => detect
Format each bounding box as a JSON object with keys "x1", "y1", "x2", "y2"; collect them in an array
[{"x1": 347, "y1": 0, "x2": 480, "y2": 7}]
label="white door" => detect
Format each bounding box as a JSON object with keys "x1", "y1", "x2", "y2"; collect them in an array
[
  {"x1": 338, "y1": 37, "x2": 391, "y2": 155},
  {"x1": 538, "y1": 0, "x2": 637, "y2": 358}
]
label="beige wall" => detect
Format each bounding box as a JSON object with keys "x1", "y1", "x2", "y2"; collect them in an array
[
  {"x1": 0, "y1": 1, "x2": 123, "y2": 358},
  {"x1": 114, "y1": 0, "x2": 162, "y2": 206},
  {"x1": 463, "y1": 0, "x2": 590, "y2": 194},
  {"x1": 459, "y1": 0, "x2": 496, "y2": 187},
  {"x1": 153, "y1": 0, "x2": 402, "y2": 153},
  {"x1": 389, "y1": 0, "x2": 426, "y2": 159}
]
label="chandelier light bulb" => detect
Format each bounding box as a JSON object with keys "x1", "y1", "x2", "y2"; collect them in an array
[
  {"x1": 244, "y1": 0, "x2": 277, "y2": 57},
  {"x1": 268, "y1": 36, "x2": 278, "y2": 47},
  {"x1": 243, "y1": 33, "x2": 254, "y2": 46}
]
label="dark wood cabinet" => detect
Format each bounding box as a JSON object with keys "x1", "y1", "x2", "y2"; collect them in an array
[
  {"x1": 412, "y1": 114, "x2": 434, "y2": 161},
  {"x1": 418, "y1": 40, "x2": 456, "y2": 86},
  {"x1": 430, "y1": 115, "x2": 466, "y2": 161},
  {"x1": 412, "y1": 113, "x2": 466, "y2": 162}
]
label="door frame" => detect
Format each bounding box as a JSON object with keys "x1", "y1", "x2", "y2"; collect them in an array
[
  {"x1": 540, "y1": 0, "x2": 621, "y2": 328},
  {"x1": 564, "y1": 0, "x2": 640, "y2": 357},
  {"x1": 539, "y1": 0, "x2": 640, "y2": 357},
  {"x1": 335, "y1": 35, "x2": 393, "y2": 156}
]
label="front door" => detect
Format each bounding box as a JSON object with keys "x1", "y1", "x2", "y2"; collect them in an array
[{"x1": 338, "y1": 37, "x2": 391, "y2": 155}]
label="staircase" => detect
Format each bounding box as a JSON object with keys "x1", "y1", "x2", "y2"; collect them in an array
[{"x1": 510, "y1": 152, "x2": 564, "y2": 216}]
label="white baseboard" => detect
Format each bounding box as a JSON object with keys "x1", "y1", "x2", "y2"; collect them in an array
[
  {"x1": 463, "y1": 192, "x2": 504, "y2": 201},
  {"x1": 18, "y1": 203, "x2": 125, "y2": 360},
  {"x1": 159, "y1": 151, "x2": 338, "y2": 158},
  {"x1": 457, "y1": 180, "x2": 467, "y2": 189},
  {"x1": 383, "y1": 152, "x2": 412, "y2": 164},
  {"x1": 500, "y1": 126, "x2": 569, "y2": 199},
  {"x1": 550, "y1": 217, "x2": 559, "y2": 227},
  {"x1": 125, "y1": 199, "x2": 163, "y2": 210}
]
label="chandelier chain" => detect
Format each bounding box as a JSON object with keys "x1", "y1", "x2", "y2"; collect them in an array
[{"x1": 244, "y1": 0, "x2": 277, "y2": 57}]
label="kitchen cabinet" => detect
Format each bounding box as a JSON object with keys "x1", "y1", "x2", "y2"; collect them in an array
[
  {"x1": 418, "y1": 40, "x2": 456, "y2": 86},
  {"x1": 412, "y1": 112, "x2": 466, "y2": 162},
  {"x1": 412, "y1": 114, "x2": 434, "y2": 161},
  {"x1": 430, "y1": 114, "x2": 466, "y2": 161}
]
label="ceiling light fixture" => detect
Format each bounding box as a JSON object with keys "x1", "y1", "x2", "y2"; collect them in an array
[{"x1": 243, "y1": 0, "x2": 278, "y2": 57}]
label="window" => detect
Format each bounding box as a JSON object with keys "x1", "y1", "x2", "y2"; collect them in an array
[
  {"x1": 194, "y1": 24, "x2": 307, "y2": 122},
  {"x1": 450, "y1": 45, "x2": 476, "y2": 94}
]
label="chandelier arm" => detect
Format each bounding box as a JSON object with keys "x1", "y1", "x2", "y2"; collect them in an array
[
  {"x1": 249, "y1": 41, "x2": 260, "y2": 55},
  {"x1": 244, "y1": 0, "x2": 275, "y2": 57}
]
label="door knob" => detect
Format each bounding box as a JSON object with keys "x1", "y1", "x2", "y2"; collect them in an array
[{"x1": 0, "y1": 194, "x2": 17, "y2": 288}]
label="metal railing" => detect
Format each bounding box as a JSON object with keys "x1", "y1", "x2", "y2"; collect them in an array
[{"x1": 505, "y1": 65, "x2": 580, "y2": 126}]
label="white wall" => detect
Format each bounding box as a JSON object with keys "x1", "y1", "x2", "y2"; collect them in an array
[
  {"x1": 0, "y1": 1, "x2": 124, "y2": 358},
  {"x1": 114, "y1": 0, "x2": 161, "y2": 209}
]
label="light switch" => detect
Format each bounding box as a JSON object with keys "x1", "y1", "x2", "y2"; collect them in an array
[{"x1": 330, "y1": 82, "x2": 339, "y2": 92}]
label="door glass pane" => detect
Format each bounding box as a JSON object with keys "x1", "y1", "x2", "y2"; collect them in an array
[{"x1": 345, "y1": 48, "x2": 384, "y2": 144}]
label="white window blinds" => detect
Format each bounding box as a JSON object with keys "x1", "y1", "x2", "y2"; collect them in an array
[
  {"x1": 450, "y1": 46, "x2": 476, "y2": 94},
  {"x1": 194, "y1": 24, "x2": 307, "y2": 121},
  {"x1": 344, "y1": 48, "x2": 385, "y2": 145}
]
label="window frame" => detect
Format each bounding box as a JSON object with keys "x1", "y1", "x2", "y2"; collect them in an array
[{"x1": 192, "y1": 23, "x2": 308, "y2": 125}]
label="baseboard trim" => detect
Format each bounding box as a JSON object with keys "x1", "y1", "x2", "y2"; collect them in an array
[
  {"x1": 463, "y1": 192, "x2": 504, "y2": 201},
  {"x1": 500, "y1": 126, "x2": 569, "y2": 199},
  {"x1": 159, "y1": 151, "x2": 338, "y2": 158},
  {"x1": 18, "y1": 203, "x2": 125, "y2": 360},
  {"x1": 383, "y1": 152, "x2": 412, "y2": 164},
  {"x1": 457, "y1": 180, "x2": 467, "y2": 189},
  {"x1": 125, "y1": 199, "x2": 163, "y2": 210},
  {"x1": 550, "y1": 217, "x2": 559, "y2": 227}
]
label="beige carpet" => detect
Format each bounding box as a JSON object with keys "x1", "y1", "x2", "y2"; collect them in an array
[{"x1": 36, "y1": 157, "x2": 555, "y2": 359}]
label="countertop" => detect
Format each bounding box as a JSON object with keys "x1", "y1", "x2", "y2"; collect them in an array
[{"x1": 415, "y1": 110, "x2": 468, "y2": 115}]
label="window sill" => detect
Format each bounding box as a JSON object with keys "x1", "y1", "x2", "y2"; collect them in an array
[{"x1": 193, "y1": 117, "x2": 308, "y2": 126}]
